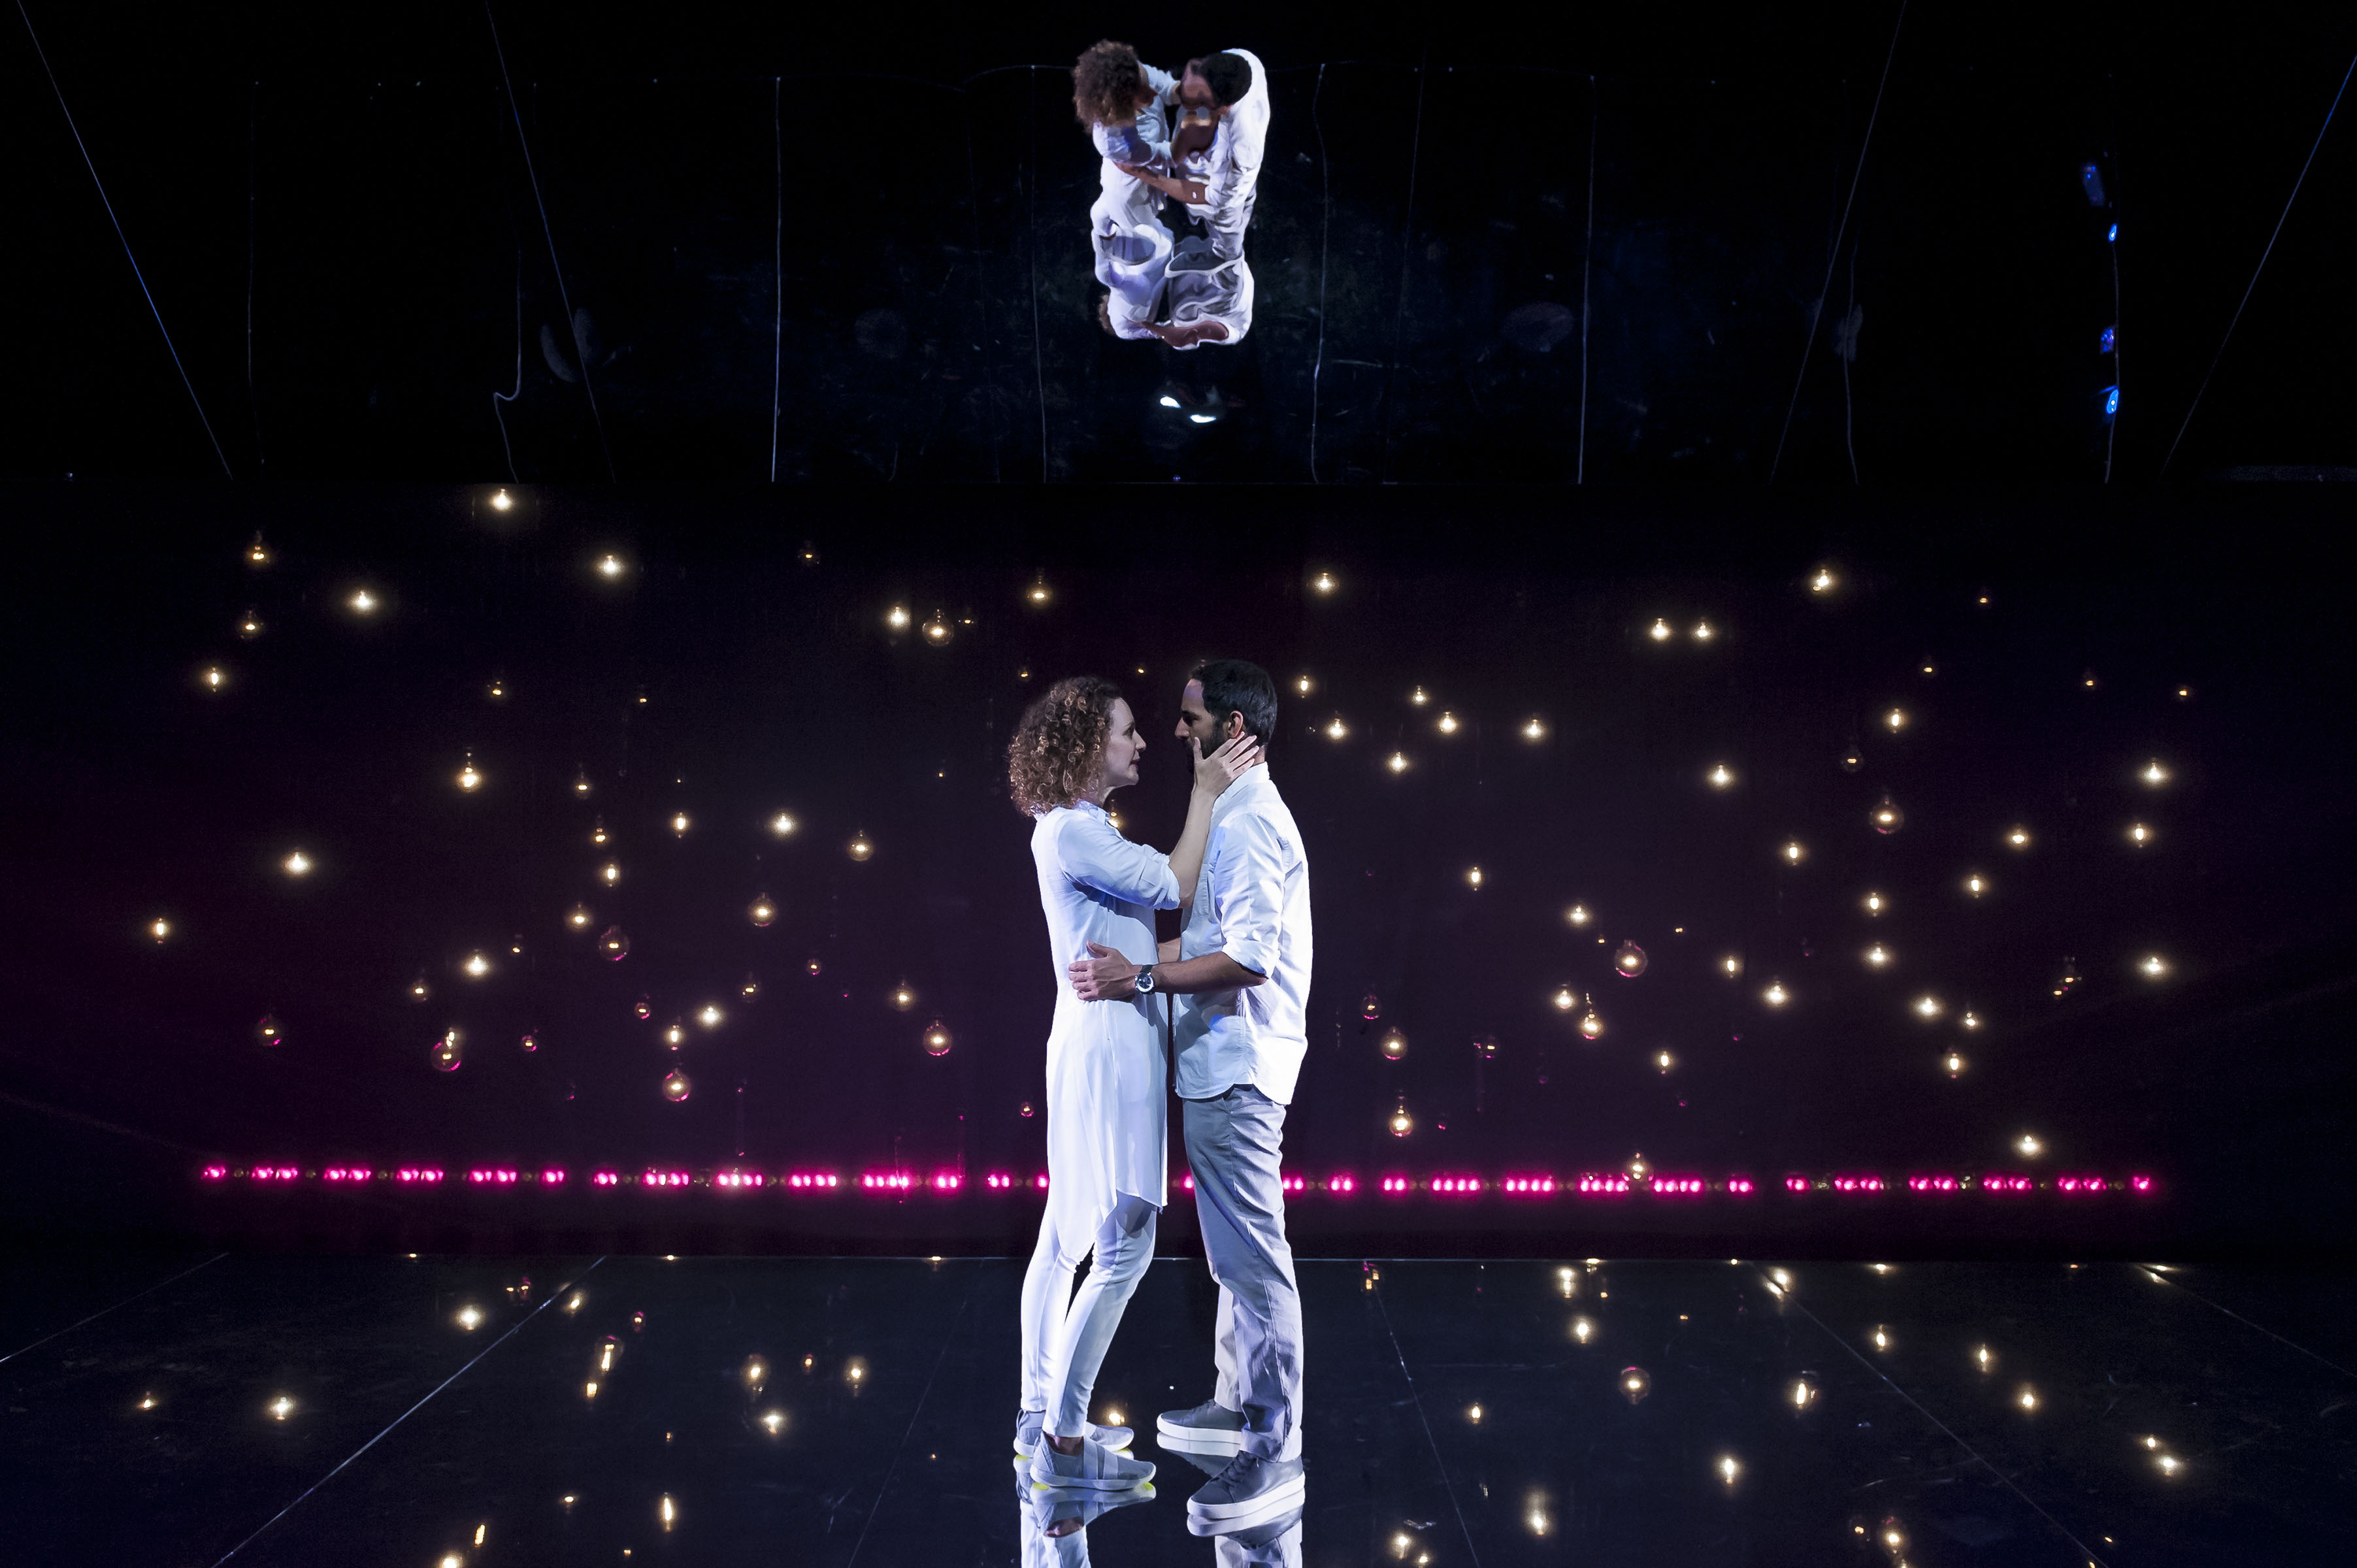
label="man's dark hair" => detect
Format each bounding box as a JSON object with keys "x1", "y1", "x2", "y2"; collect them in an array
[
  {"x1": 1187, "y1": 52, "x2": 1253, "y2": 108},
  {"x1": 1192, "y1": 659, "x2": 1277, "y2": 749}
]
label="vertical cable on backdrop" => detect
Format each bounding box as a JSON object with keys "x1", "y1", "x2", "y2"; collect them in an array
[
  {"x1": 1308, "y1": 64, "x2": 1331, "y2": 483},
  {"x1": 14, "y1": 0, "x2": 233, "y2": 476},
  {"x1": 770, "y1": 77, "x2": 783, "y2": 483},
  {"x1": 2159, "y1": 45, "x2": 2355, "y2": 476},
  {"x1": 484, "y1": 0, "x2": 616, "y2": 480},
  {"x1": 1381, "y1": 52, "x2": 1430, "y2": 481},
  {"x1": 1767, "y1": 0, "x2": 1908, "y2": 483},
  {"x1": 1027, "y1": 68, "x2": 1049, "y2": 482},
  {"x1": 1578, "y1": 74, "x2": 1596, "y2": 485}
]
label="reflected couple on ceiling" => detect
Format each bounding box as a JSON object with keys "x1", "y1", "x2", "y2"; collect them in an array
[{"x1": 1074, "y1": 42, "x2": 1267, "y2": 350}]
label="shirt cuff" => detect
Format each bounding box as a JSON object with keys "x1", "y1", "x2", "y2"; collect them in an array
[{"x1": 1221, "y1": 940, "x2": 1273, "y2": 978}]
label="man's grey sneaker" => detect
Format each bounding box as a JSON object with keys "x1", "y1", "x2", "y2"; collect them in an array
[
  {"x1": 1014, "y1": 1407, "x2": 1133, "y2": 1456},
  {"x1": 1185, "y1": 1451, "x2": 1306, "y2": 1529},
  {"x1": 1157, "y1": 1398, "x2": 1246, "y2": 1455},
  {"x1": 1028, "y1": 1432, "x2": 1157, "y2": 1492}
]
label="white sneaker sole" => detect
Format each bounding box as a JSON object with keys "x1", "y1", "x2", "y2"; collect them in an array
[
  {"x1": 1185, "y1": 1470, "x2": 1306, "y2": 1529},
  {"x1": 1155, "y1": 1418, "x2": 1245, "y2": 1456},
  {"x1": 1029, "y1": 1467, "x2": 1156, "y2": 1493},
  {"x1": 1015, "y1": 1437, "x2": 1132, "y2": 1457}
]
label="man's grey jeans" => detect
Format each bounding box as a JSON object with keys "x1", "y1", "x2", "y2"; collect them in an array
[{"x1": 1181, "y1": 1083, "x2": 1304, "y2": 1462}]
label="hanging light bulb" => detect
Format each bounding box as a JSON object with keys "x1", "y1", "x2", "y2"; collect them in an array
[
  {"x1": 1619, "y1": 1365, "x2": 1653, "y2": 1404},
  {"x1": 748, "y1": 895, "x2": 776, "y2": 927},
  {"x1": 1964, "y1": 872, "x2": 1988, "y2": 898},
  {"x1": 921, "y1": 610, "x2": 953, "y2": 645},
  {"x1": 697, "y1": 1004, "x2": 723, "y2": 1028},
  {"x1": 1707, "y1": 763, "x2": 1735, "y2": 789},
  {"x1": 2141, "y1": 759, "x2": 2171, "y2": 787},
  {"x1": 573, "y1": 769, "x2": 593, "y2": 797},
  {"x1": 255, "y1": 1014, "x2": 285, "y2": 1047},
  {"x1": 1438, "y1": 710, "x2": 1459, "y2": 734},
  {"x1": 237, "y1": 610, "x2": 265, "y2": 640},
  {"x1": 633, "y1": 997, "x2": 653, "y2": 1020},
  {"x1": 601, "y1": 862, "x2": 621, "y2": 885},
  {"x1": 1721, "y1": 954, "x2": 1743, "y2": 979},
  {"x1": 1871, "y1": 796, "x2": 1904, "y2": 834},
  {"x1": 1655, "y1": 1051, "x2": 1673, "y2": 1073},
  {"x1": 2126, "y1": 822, "x2": 2154, "y2": 847},
  {"x1": 464, "y1": 951, "x2": 491, "y2": 978},
  {"x1": 1885, "y1": 708, "x2": 1907, "y2": 732},
  {"x1": 1839, "y1": 745, "x2": 1864, "y2": 773},
  {"x1": 349, "y1": 588, "x2": 378, "y2": 615},
  {"x1": 567, "y1": 903, "x2": 593, "y2": 930},
  {"x1": 1692, "y1": 620, "x2": 1715, "y2": 641},
  {"x1": 1625, "y1": 1152, "x2": 1651, "y2": 1183},
  {"x1": 590, "y1": 818, "x2": 609, "y2": 846},
  {"x1": 2006, "y1": 825, "x2": 2032, "y2": 849},
  {"x1": 198, "y1": 664, "x2": 229, "y2": 692},
  {"x1": 245, "y1": 532, "x2": 272, "y2": 566},
  {"x1": 891, "y1": 984, "x2": 917, "y2": 1011},
  {"x1": 1864, "y1": 943, "x2": 1891, "y2": 968},
  {"x1": 1294, "y1": 674, "x2": 1313, "y2": 695},
  {"x1": 1648, "y1": 619, "x2": 1672, "y2": 642},
  {"x1": 1863, "y1": 890, "x2": 1887, "y2": 915},
  {"x1": 1762, "y1": 980, "x2": 1790, "y2": 1007},
  {"x1": 742, "y1": 973, "x2": 760, "y2": 999},
  {"x1": 282, "y1": 851, "x2": 312, "y2": 877},
  {"x1": 1409, "y1": 686, "x2": 1429, "y2": 706},
  {"x1": 150, "y1": 917, "x2": 172, "y2": 943},
  {"x1": 848, "y1": 832, "x2": 873, "y2": 862},
  {"x1": 1325, "y1": 715, "x2": 1348, "y2": 740},
  {"x1": 1389, "y1": 1098, "x2": 1413, "y2": 1137},
  {"x1": 1613, "y1": 941, "x2": 1649, "y2": 978},
  {"x1": 1579, "y1": 1001, "x2": 1605, "y2": 1040},
  {"x1": 1943, "y1": 1052, "x2": 1966, "y2": 1077},
  {"x1": 806, "y1": 958, "x2": 822, "y2": 977},
  {"x1": 1360, "y1": 992, "x2": 1381, "y2": 1021},
  {"x1": 667, "y1": 811, "x2": 689, "y2": 836},
  {"x1": 2139, "y1": 953, "x2": 2171, "y2": 979},
  {"x1": 1388, "y1": 751, "x2": 1409, "y2": 773},
  {"x1": 598, "y1": 926, "x2": 631, "y2": 961},
  {"x1": 409, "y1": 973, "x2": 431, "y2": 1002},
  {"x1": 663, "y1": 1019, "x2": 687, "y2": 1049},
  {"x1": 885, "y1": 605, "x2": 910, "y2": 631},
  {"x1": 1553, "y1": 987, "x2": 1577, "y2": 1011},
  {"x1": 432, "y1": 1030, "x2": 463, "y2": 1071},
  {"x1": 769, "y1": 812, "x2": 797, "y2": 836},
  {"x1": 597, "y1": 554, "x2": 625, "y2": 578},
  {"x1": 922, "y1": 1019, "x2": 953, "y2": 1056},
  {"x1": 1466, "y1": 865, "x2": 1483, "y2": 889},
  {"x1": 486, "y1": 677, "x2": 507, "y2": 700},
  {"x1": 1312, "y1": 571, "x2": 1336, "y2": 595},
  {"x1": 1566, "y1": 904, "x2": 1592, "y2": 927},
  {"x1": 2016, "y1": 1134, "x2": 2043, "y2": 1158},
  {"x1": 1914, "y1": 994, "x2": 1943, "y2": 1019},
  {"x1": 1474, "y1": 1034, "x2": 1499, "y2": 1060},
  {"x1": 520, "y1": 1031, "x2": 538, "y2": 1053},
  {"x1": 1027, "y1": 572, "x2": 1051, "y2": 605},
  {"x1": 1781, "y1": 840, "x2": 1806, "y2": 865},
  {"x1": 1960, "y1": 1009, "x2": 1981, "y2": 1030},
  {"x1": 1522, "y1": 716, "x2": 1546, "y2": 741},
  {"x1": 661, "y1": 1069, "x2": 691, "y2": 1103},
  {"x1": 1379, "y1": 1028, "x2": 1408, "y2": 1060}
]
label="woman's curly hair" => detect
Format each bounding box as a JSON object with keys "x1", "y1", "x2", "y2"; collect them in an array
[
  {"x1": 1073, "y1": 39, "x2": 1147, "y2": 127},
  {"x1": 1009, "y1": 675, "x2": 1122, "y2": 816}
]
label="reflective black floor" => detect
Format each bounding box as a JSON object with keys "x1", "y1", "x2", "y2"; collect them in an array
[{"x1": 3, "y1": 1252, "x2": 2352, "y2": 1565}]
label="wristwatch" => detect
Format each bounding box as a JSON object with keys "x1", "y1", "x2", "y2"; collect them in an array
[{"x1": 1133, "y1": 964, "x2": 1158, "y2": 996}]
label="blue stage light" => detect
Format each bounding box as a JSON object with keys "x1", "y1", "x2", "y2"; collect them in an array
[
  {"x1": 2102, "y1": 386, "x2": 2119, "y2": 419},
  {"x1": 2100, "y1": 327, "x2": 2115, "y2": 353},
  {"x1": 2081, "y1": 163, "x2": 2107, "y2": 206}
]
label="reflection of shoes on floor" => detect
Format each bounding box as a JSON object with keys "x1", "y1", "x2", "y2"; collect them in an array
[
  {"x1": 1029, "y1": 1433, "x2": 1157, "y2": 1492},
  {"x1": 1204, "y1": 1505, "x2": 1306, "y2": 1558},
  {"x1": 1157, "y1": 1398, "x2": 1245, "y2": 1456},
  {"x1": 1014, "y1": 1407, "x2": 1134, "y2": 1456},
  {"x1": 1027, "y1": 1476, "x2": 1156, "y2": 1535},
  {"x1": 1186, "y1": 1452, "x2": 1306, "y2": 1531}
]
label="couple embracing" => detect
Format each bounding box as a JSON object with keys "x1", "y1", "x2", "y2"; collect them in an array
[{"x1": 1006, "y1": 659, "x2": 1309, "y2": 1536}]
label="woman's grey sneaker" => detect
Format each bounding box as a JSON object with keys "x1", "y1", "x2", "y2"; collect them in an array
[
  {"x1": 1014, "y1": 1407, "x2": 1134, "y2": 1456},
  {"x1": 1185, "y1": 1451, "x2": 1306, "y2": 1529},
  {"x1": 1156, "y1": 1398, "x2": 1246, "y2": 1454},
  {"x1": 1028, "y1": 1433, "x2": 1158, "y2": 1492}
]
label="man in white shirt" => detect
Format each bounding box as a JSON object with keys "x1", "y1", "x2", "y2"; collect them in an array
[
  {"x1": 1068, "y1": 658, "x2": 1309, "y2": 1532},
  {"x1": 1118, "y1": 50, "x2": 1270, "y2": 265}
]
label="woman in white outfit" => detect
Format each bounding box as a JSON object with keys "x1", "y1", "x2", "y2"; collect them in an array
[
  {"x1": 1073, "y1": 41, "x2": 1180, "y2": 340},
  {"x1": 1008, "y1": 674, "x2": 1262, "y2": 1505}
]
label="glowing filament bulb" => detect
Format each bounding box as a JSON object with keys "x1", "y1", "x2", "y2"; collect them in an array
[
  {"x1": 1553, "y1": 987, "x2": 1575, "y2": 1011},
  {"x1": 921, "y1": 612, "x2": 951, "y2": 644},
  {"x1": 1312, "y1": 572, "x2": 1335, "y2": 593},
  {"x1": 139, "y1": 1394, "x2": 156, "y2": 1409},
  {"x1": 893, "y1": 987, "x2": 914, "y2": 1009},
  {"x1": 2018, "y1": 1386, "x2": 2038, "y2": 1410},
  {"x1": 1719, "y1": 1456, "x2": 1740, "y2": 1483},
  {"x1": 1295, "y1": 674, "x2": 1313, "y2": 695},
  {"x1": 1866, "y1": 944, "x2": 1890, "y2": 968},
  {"x1": 770, "y1": 813, "x2": 797, "y2": 836},
  {"x1": 1707, "y1": 762, "x2": 1734, "y2": 789},
  {"x1": 1614, "y1": 941, "x2": 1648, "y2": 976},
  {"x1": 1763, "y1": 981, "x2": 1789, "y2": 1007},
  {"x1": 2127, "y1": 822, "x2": 2152, "y2": 846},
  {"x1": 2007, "y1": 826, "x2": 2032, "y2": 849},
  {"x1": 284, "y1": 851, "x2": 312, "y2": 876},
  {"x1": 490, "y1": 487, "x2": 513, "y2": 511},
  {"x1": 1649, "y1": 618, "x2": 1672, "y2": 641},
  {"x1": 203, "y1": 666, "x2": 226, "y2": 689},
  {"x1": 1388, "y1": 752, "x2": 1409, "y2": 772},
  {"x1": 1466, "y1": 866, "x2": 1482, "y2": 889},
  {"x1": 1872, "y1": 1328, "x2": 1890, "y2": 1350},
  {"x1": 1810, "y1": 568, "x2": 1835, "y2": 593},
  {"x1": 698, "y1": 1004, "x2": 722, "y2": 1027},
  {"x1": 923, "y1": 1021, "x2": 953, "y2": 1056},
  {"x1": 1885, "y1": 708, "x2": 1907, "y2": 732},
  {"x1": 661, "y1": 1495, "x2": 676, "y2": 1529},
  {"x1": 151, "y1": 918, "x2": 171, "y2": 942},
  {"x1": 1721, "y1": 955, "x2": 1743, "y2": 977},
  {"x1": 1389, "y1": 1098, "x2": 1413, "y2": 1137},
  {"x1": 885, "y1": 605, "x2": 910, "y2": 630},
  {"x1": 2139, "y1": 954, "x2": 2170, "y2": 979},
  {"x1": 1914, "y1": 995, "x2": 1942, "y2": 1018},
  {"x1": 1571, "y1": 1316, "x2": 1594, "y2": 1342},
  {"x1": 1964, "y1": 873, "x2": 1987, "y2": 897},
  {"x1": 1522, "y1": 717, "x2": 1545, "y2": 740},
  {"x1": 1410, "y1": 686, "x2": 1428, "y2": 706},
  {"x1": 465, "y1": 953, "x2": 490, "y2": 978},
  {"x1": 1945, "y1": 1053, "x2": 1966, "y2": 1077},
  {"x1": 457, "y1": 1305, "x2": 482, "y2": 1330},
  {"x1": 246, "y1": 534, "x2": 271, "y2": 566},
  {"x1": 1027, "y1": 575, "x2": 1049, "y2": 604},
  {"x1": 2017, "y1": 1134, "x2": 2042, "y2": 1157},
  {"x1": 1791, "y1": 1380, "x2": 1815, "y2": 1407},
  {"x1": 269, "y1": 1396, "x2": 293, "y2": 1420},
  {"x1": 1960, "y1": 1010, "x2": 1980, "y2": 1030},
  {"x1": 1468, "y1": 1403, "x2": 1483, "y2": 1423},
  {"x1": 1325, "y1": 716, "x2": 1348, "y2": 740},
  {"x1": 1871, "y1": 797, "x2": 1903, "y2": 833},
  {"x1": 848, "y1": 833, "x2": 873, "y2": 861},
  {"x1": 1656, "y1": 1051, "x2": 1673, "y2": 1073},
  {"x1": 1566, "y1": 904, "x2": 1591, "y2": 926},
  {"x1": 1975, "y1": 1345, "x2": 1992, "y2": 1371},
  {"x1": 2158, "y1": 1454, "x2": 2181, "y2": 1475},
  {"x1": 1783, "y1": 840, "x2": 1805, "y2": 864},
  {"x1": 1693, "y1": 620, "x2": 1715, "y2": 640},
  {"x1": 1438, "y1": 711, "x2": 1459, "y2": 734},
  {"x1": 1620, "y1": 1366, "x2": 1652, "y2": 1404},
  {"x1": 598, "y1": 555, "x2": 623, "y2": 577},
  {"x1": 1579, "y1": 1007, "x2": 1604, "y2": 1040},
  {"x1": 350, "y1": 589, "x2": 376, "y2": 613},
  {"x1": 239, "y1": 612, "x2": 263, "y2": 638},
  {"x1": 2141, "y1": 759, "x2": 2171, "y2": 786},
  {"x1": 748, "y1": 896, "x2": 775, "y2": 926}
]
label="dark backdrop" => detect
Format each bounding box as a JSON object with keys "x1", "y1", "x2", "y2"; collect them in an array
[{"x1": 1, "y1": 484, "x2": 2350, "y2": 1256}]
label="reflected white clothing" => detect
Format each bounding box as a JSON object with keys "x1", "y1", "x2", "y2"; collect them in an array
[
  {"x1": 1028, "y1": 801, "x2": 1179, "y2": 1252},
  {"x1": 1089, "y1": 64, "x2": 1178, "y2": 208},
  {"x1": 1174, "y1": 767, "x2": 1312, "y2": 1103},
  {"x1": 1183, "y1": 48, "x2": 1270, "y2": 260},
  {"x1": 1165, "y1": 255, "x2": 1255, "y2": 348},
  {"x1": 1089, "y1": 67, "x2": 1180, "y2": 342}
]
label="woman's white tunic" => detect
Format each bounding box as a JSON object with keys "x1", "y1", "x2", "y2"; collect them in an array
[{"x1": 1030, "y1": 802, "x2": 1180, "y2": 1264}]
